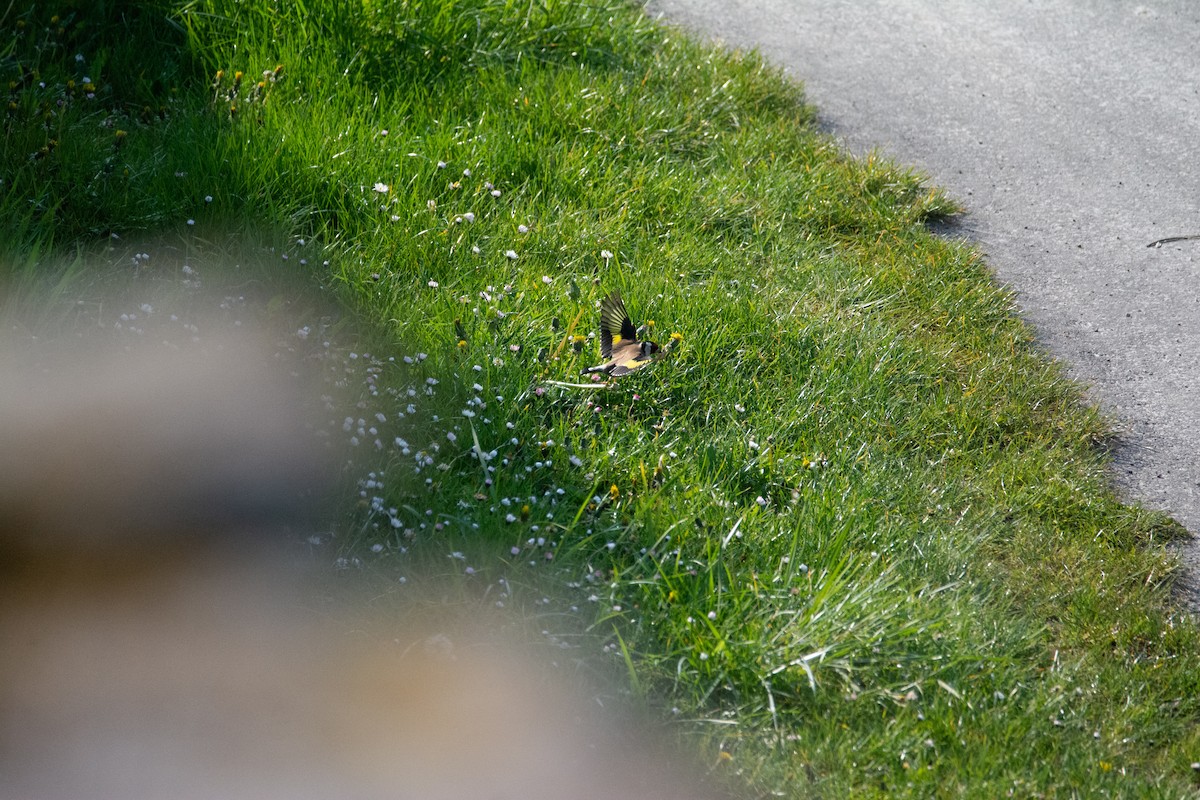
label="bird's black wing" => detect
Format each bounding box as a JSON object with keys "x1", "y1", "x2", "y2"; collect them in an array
[{"x1": 600, "y1": 293, "x2": 638, "y2": 360}]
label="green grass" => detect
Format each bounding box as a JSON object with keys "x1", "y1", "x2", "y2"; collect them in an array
[{"x1": 5, "y1": 0, "x2": 1200, "y2": 796}]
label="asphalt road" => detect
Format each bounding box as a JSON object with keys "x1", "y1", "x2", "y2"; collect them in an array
[{"x1": 647, "y1": 0, "x2": 1200, "y2": 602}]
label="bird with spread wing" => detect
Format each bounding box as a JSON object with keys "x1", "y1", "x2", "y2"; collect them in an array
[{"x1": 581, "y1": 292, "x2": 661, "y2": 377}]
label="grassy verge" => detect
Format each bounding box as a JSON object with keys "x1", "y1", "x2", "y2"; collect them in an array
[{"x1": 4, "y1": 1, "x2": 1200, "y2": 796}]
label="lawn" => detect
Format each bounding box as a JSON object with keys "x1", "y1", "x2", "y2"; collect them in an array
[{"x1": 4, "y1": 1, "x2": 1200, "y2": 796}]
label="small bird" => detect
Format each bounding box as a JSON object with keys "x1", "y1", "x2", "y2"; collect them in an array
[{"x1": 581, "y1": 292, "x2": 661, "y2": 377}]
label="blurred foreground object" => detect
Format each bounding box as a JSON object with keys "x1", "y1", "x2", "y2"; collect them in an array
[
  {"x1": 0, "y1": 328, "x2": 721, "y2": 800},
  {"x1": 0, "y1": 332, "x2": 328, "y2": 554}
]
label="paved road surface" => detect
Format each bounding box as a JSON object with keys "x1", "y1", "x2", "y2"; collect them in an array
[{"x1": 648, "y1": 0, "x2": 1200, "y2": 602}]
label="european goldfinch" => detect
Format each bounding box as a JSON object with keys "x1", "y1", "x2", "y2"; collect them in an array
[{"x1": 581, "y1": 292, "x2": 661, "y2": 377}]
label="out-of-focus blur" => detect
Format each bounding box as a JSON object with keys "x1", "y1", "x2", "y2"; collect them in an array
[{"x1": 0, "y1": 309, "x2": 722, "y2": 799}]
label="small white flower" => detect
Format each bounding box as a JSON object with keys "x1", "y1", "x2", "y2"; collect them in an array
[
  {"x1": 541, "y1": 275, "x2": 552, "y2": 284},
  {"x1": 472, "y1": 245, "x2": 481, "y2": 254},
  {"x1": 463, "y1": 212, "x2": 475, "y2": 223},
  {"x1": 373, "y1": 182, "x2": 389, "y2": 193},
  {"x1": 186, "y1": 219, "x2": 195, "y2": 226},
  {"x1": 601, "y1": 249, "x2": 613, "y2": 259},
  {"x1": 426, "y1": 377, "x2": 439, "y2": 385},
  {"x1": 505, "y1": 250, "x2": 518, "y2": 260},
  {"x1": 204, "y1": 195, "x2": 213, "y2": 203},
  {"x1": 437, "y1": 161, "x2": 447, "y2": 169},
  {"x1": 756, "y1": 495, "x2": 768, "y2": 507},
  {"x1": 75, "y1": 53, "x2": 85, "y2": 63},
  {"x1": 446, "y1": 431, "x2": 457, "y2": 443},
  {"x1": 707, "y1": 611, "x2": 717, "y2": 620},
  {"x1": 428, "y1": 280, "x2": 439, "y2": 288},
  {"x1": 462, "y1": 409, "x2": 476, "y2": 418},
  {"x1": 569, "y1": 455, "x2": 583, "y2": 468},
  {"x1": 491, "y1": 189, "x2": 502, "y2": 197},
  {"x1": 518, "y1": 224, "x2": 529, "y2": 234},
  {"x1": 463, "y1": 168, "x2": 471, "y2": 177},
  {"x1": 505, "y1": 513, "x2": 517, "y2": 523}
]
